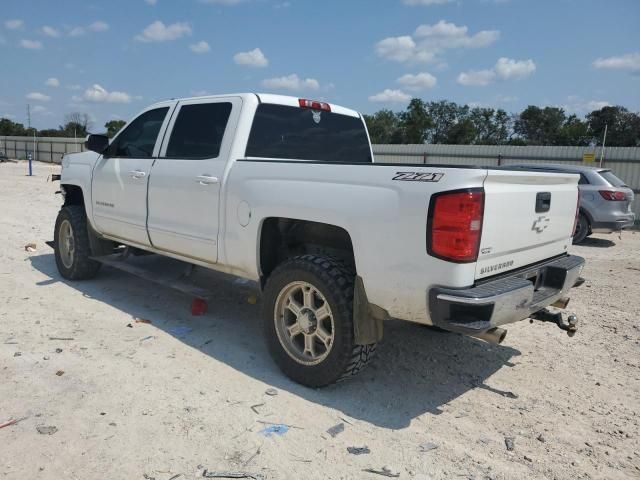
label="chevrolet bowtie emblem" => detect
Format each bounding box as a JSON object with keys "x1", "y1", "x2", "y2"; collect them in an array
[{"x1": 532, "y1": 216, "x2": 550, "y2": 233}]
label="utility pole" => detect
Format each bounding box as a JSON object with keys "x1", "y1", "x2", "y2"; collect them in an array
[
  {"x1": 27, "y1": 104, "x2": 34, "y2": 176},
  {"x1": 598, "y1": 123, "x2": 608, "y2": 168}
]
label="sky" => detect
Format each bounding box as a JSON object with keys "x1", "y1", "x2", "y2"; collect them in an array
[{"x1": 0, "y1": 0, "x2": 639, "y2": 130}]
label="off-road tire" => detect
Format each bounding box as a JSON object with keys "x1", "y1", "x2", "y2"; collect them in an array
[
  {"x1": 263, "y1": 254, "x2": 376, "y2": 387},
  {"x1": 572, "y1": 213, "x2": 589, "y2": 244},
  {"x1": 54, "y1": 205, "x2": 101, "y2": 280}
]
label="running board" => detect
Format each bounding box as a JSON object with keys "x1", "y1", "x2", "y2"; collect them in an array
[{"x1": 90, "y1": 253, "x2": 213, "y2": 300}]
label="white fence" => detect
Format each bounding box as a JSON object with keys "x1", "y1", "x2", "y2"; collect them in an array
[
  {"x1": 1, "y1": 136, "x2": 638, "y2": 219},
  {"x1": 0, "y1": 135, "x2": 85, "y2": 164}
]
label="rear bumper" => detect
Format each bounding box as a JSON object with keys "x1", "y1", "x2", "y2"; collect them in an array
[
  {"x1": 428, "y1": 255, "x2": 585, "y2": 334},
  {"x1": 591, "y1": 213, "x2": 635, "y2": 233}
]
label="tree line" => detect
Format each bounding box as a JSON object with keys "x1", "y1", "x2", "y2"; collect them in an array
[
  {"x1": 2, "y1": 102, "x2": 639, "y2": 147},
  {"x1": 363, "y1": 99, "x2": 640, "y2": 147},
  {"x1": 0, "y1": 113, "x2": 126, "y2": 139}
]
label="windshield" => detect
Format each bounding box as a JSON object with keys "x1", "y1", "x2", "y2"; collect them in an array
[
  {"x1": 246, "y1": 103, "x2": 372, "y2": 163},
  {"x1": 599, "y1": 170, "x2": 628, "y2": 187}
]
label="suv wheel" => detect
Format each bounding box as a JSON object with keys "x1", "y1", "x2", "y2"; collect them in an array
[{"x1": 263, "y1": 254, "x2": 376, "y2": 387}]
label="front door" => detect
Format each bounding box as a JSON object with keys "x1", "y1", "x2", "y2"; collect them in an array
[
  {"x1": 91, "y1": 104, "x2": 173, "y2": 246},
  {"x1": 147, "y1": 97, "x2": 241, "y2": 263}
]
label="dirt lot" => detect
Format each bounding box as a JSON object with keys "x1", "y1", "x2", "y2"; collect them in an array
[{"x1": 1, "y1": 160, "x2": 639, "y2": 480}]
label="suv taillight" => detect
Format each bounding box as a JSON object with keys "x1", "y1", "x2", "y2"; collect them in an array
[
  {"x1": 598, "y1": 190, "x2": 627, "y2": 201},
  {"x1": 427, "y1": 189, "x2": 484, "y2": 263}
]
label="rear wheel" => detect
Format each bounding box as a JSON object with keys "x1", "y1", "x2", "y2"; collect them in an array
[
  {"x1": 54, "y1": 205, "x2": 101, "y2": 280},
  {"x1": 572, "y1": 213, "x2": 589, "y2": 244},
  {"x1": 263, "y1": 255, "x2": 376, "y2": 387}
]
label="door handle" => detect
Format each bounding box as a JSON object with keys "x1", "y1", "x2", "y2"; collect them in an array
[
  {"x1": 129, "y1": 170, "x2": 147, "y2": 179},
  {"x1": 196, "y1": 175, "x2": 219, "y2": 185}
]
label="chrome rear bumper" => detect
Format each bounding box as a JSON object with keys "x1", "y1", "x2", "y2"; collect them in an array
[{"x1": 428, "y1": 255, "x2": 585, "y2": 335}]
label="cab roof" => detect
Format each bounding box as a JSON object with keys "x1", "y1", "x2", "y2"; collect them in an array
[{"x1": 150, "y1": 93, "x2": 361, "y2": 118}]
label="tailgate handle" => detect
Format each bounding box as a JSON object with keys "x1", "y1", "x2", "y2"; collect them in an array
[{"x1": 536, "y1": 192, "x2": 551, "y2": 213}]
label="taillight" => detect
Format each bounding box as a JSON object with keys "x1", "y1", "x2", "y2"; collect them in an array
[
  {"x1": 427, "y1": 189, "x2": 484, "y2": 263},
  {"x1": 298, "y1": 98, "x2": 331, "y2": 111},
  {"x1": 598, "y1": 190, "x2": 627, "y2": 201},
  {"x1": 572, "y1": 191, "x2": 580, "y2": 237}
]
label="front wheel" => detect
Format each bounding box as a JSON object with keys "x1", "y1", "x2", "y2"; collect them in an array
[
  {"x1": 262, "y1": 255, "x2": 376, "y2": 387},
  {"x1": 54, "y1": 205, "x2": 101, "y2": 280}
]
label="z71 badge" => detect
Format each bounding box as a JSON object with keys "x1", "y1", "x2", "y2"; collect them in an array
[{"x1": 392, "y1": 172, "x2": 444, "y2": 182}]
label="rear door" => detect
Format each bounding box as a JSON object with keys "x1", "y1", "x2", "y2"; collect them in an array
[
  {"x1": 476, "y1": 170, "x2": 579, "y2": 279},
  {"x1": 146, "y1": 96, "x2": 242, "y2": 263},
  {"x1": 91, "y1": 104, "x2": 173, "y2": 245}
]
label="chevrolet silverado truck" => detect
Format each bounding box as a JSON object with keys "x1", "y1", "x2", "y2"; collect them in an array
[{"x1": 54, "y1": 93, "x2": 585, "y2": 387}]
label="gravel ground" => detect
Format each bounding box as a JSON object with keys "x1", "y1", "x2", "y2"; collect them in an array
[{"x1": 1, "y1": 161, "x2": 639, "y2": 480}]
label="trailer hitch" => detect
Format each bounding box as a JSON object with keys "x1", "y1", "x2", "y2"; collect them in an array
[{"x1": 530, "y1": 308, "x2": 579, "y2": 337}]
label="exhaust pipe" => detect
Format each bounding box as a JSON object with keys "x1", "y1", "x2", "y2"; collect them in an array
[{"x1": 469, "y1": 327, "x2": 507, "y2": 345}]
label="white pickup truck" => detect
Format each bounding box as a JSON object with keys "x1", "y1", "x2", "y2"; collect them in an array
[{"x1": 54, "y1": 93, "x2": 585, "y2": 387}]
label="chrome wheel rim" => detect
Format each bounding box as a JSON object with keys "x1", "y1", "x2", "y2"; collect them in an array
[
  {"x1": 274, "y1": 281, "x2": 335, "y2": 365},
  {"x1": 58, "y1": 219, "x2": 75, "y2": 269}
]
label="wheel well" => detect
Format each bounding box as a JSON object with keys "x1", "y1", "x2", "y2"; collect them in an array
[
  {"x1": 259, "y1": 218, "x2": 355, "y2": 282},
  {"x1": 62, "y1": 184, "x2": 84, "y2": 207}
]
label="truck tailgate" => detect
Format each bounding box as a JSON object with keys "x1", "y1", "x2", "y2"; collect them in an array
[{"x1": 476, "y1": 170, "x2": 579, "y2": 280}]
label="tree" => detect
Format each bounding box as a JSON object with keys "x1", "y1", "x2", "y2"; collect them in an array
[
  {"x1": 105, "y1": 119, "x2": 127, "y2": 138},
  {"x1": 0, "y1": 118, "x2": 28, "y2": 136},
  {"x1": 424, "y1": 100, "x2": 463, "y2": 144},
  {"x1": 558, "y1": 115, "x2": 590, "y2": 146},
  {"x1": 445, "y1": 118, "x2": 476, "y2": 144},
  {"x1": 586, "y1": 106, "x2": 640, "y2": 147},
  {"x1": 399, "y1": 98, "x2": 433, "y2": 144},
  {"x1": 514, "y1": 106, "x2": 567, "y2": 145},
  {"x1": 469, "y1": 107, "x2": 511, "y2": 145},
  {"x1": 61, "y1": 112, "x2": 92, "y2": 137}
]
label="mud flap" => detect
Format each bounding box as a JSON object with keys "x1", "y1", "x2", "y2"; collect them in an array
[{"x1": 353, "y1": 276, "x2": 385, "y2": 345}]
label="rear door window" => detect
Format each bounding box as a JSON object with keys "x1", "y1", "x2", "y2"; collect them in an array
[
  {"x1": 599, "y1": 170, "x2": 627, "y2": 187},
  {"x1": 106, "y1": 107, "x2": 169, "y2": 158},
  {"x1": 165, "y1": 102, "x2": 232, "y2": 159},
  {"x1": 245, "y1": 104, "x2": 371, "y2": 163}
]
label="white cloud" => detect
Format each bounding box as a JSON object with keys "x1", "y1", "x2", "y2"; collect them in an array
[
  {"x1": 261, "y1": 74, "x2": 320, "y2": 92},
  {"x1": 135, "y1": 21, "x2": 191, "y2": 42},
  {"x1": 369, "y1": 89, "x2": 412, "y2": 103},
  {"x1": 145, "y1": 0, "x2": 158, "y2": 4},
  {"x1": 189, "y1": 41, "x2": 210, "y2": 53},
  {"x1": 67, "y1": 84, "x2": 82, "y2": 91},
  {"x1": 89, "y1": 21, "x2": 109, "y2": 32},
  {"x1": 593, "y1": 52, "x2": 640, "y2": 72},
  {"x1": 457, "y1": 69, "x2": 496, "y2": 86},
  {"x1": 26, "y1": 92, "x2": 51, "y2": 102},
  {"x1": 83, "y1": 84, "x2": 132, "y2": 103},
  {"x1": 69, "y1": 21, "x2": 109, "y2": 37},
  {"x1": 563, "y1": 95, "x2": 611, "y2": 114},
  {"x1": 234, "y1": 48, "x2": 269, "y2": 67},
  {"x1": 199, "y1": 0, "x2": 244, "y2": 4},
  {"x1": 494, "y1": 57, "x2": 536, "y2": 79},
  {"x1": 45, "y1": 77, "x2": 60, "y2": 87},
  {"x1": 41, "y1": 26, "x2": 60, "y2": 38},
  {"x1": 20, "y1": 39, "x2": 43, "y2": 50},
  {"x1": 5, "y1": 19, "x2": 24, "y2": 30},
  {"x1": 458, "y1": 57, "x2": 536, "y2": 86},
  {"x1": 586, "y1": 100, "x2": 611, "y2": 110},
  {"x1": 397, "y1": 72, "x2": 437, "y2": 91},
  {"x1": 403, "y1": 0, "x2": 453, "y2": 4},
  {"x1": 375, "y1": 20, "x2": 499, "y2": 64},
  {"x1": 31, "y1": 105, "x2": 51, "y2": 115}
]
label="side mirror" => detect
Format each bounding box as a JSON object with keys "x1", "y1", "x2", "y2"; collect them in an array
[{"x1": 85, "y1": 134, "x2": 110, "y2": 154}]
